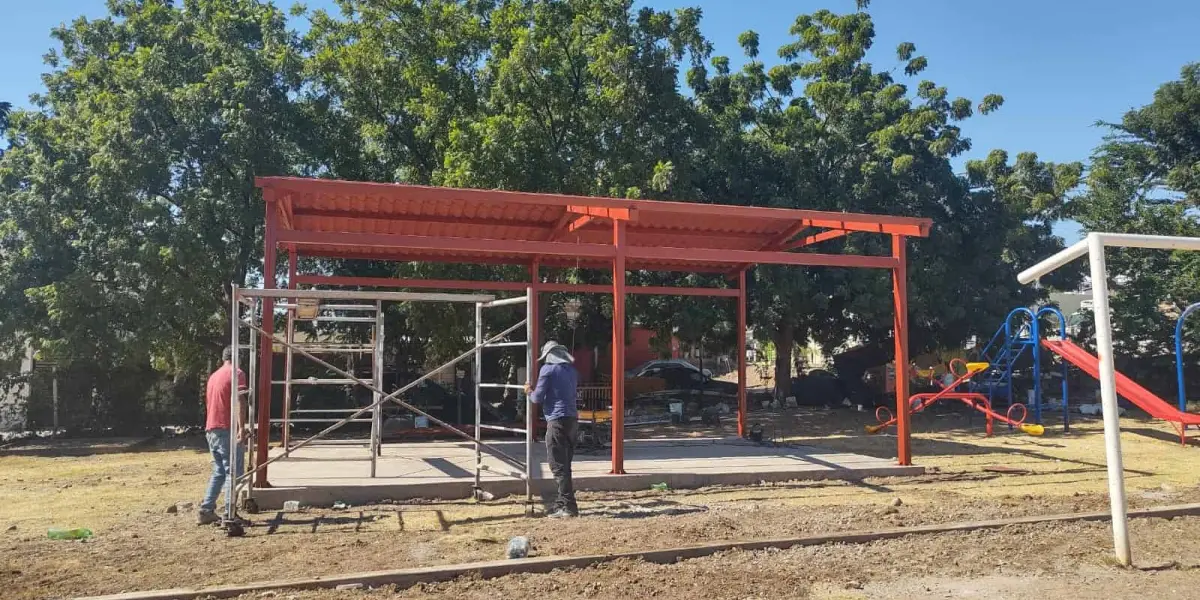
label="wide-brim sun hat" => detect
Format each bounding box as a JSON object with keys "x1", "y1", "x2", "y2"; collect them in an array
[{"x1": 538, "y1": 341, "x2": 574, "y2": 364}]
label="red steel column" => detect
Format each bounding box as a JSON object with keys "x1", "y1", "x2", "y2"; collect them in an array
[
  {"x1": 529, "y1": 260, "x2": 540, "y2": 434},
  {"x1": 611, "y1": 221, "x2": 627, "y2": 474},
  {"x1": 255, "y1": 194, "x2": 279, "y2": 486},
  {"x1": 283, "y1": 247, "x2": 297, "y2": 450},
  {"x1": 287, "y1": 246, "x2": 297, "y2": 286},
  {"x1": 737, "y1": 269, "x2": 748, "y2": 437},
  {"x1": 892, "y1": 235, "x2": 912, "y2": 465}
]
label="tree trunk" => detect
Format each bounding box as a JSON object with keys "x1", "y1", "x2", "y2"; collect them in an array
[{"x1": 773, "y1": 323, "x2": 794, "y2": 400}]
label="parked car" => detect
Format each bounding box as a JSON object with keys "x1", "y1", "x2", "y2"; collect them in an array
[
  {"x1": 627, "y1": 359, "x2": 714, "y2": 380},
  {"x1": 627, "y1": 359, "x2": 737, "y2": 396}
]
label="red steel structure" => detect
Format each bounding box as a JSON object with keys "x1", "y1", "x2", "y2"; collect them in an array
[{"x1": 251, "y1": 176, "x2": 932, "y2": 484}]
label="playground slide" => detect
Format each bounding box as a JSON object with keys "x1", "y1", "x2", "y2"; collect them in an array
[{"x1": 1041, "y1": 339, "x2": 1200, "y2": 426}]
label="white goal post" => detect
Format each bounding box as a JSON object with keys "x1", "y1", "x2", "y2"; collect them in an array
[{"x1": 1018, "y1": 232, "x2": 1200, "y2": 567}]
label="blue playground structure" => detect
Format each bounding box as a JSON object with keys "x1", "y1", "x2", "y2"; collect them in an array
[
  {"x1": 1175, "y1": 301, "x2": 1200, "y2": 413},
  {"x1": 974, "y1": 306, "x2": 1070, "y2": 431}
]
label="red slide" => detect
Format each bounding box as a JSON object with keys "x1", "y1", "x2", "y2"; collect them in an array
[{"x1": 1041, "y1": 339, "x2": 1200, "y2": 443}]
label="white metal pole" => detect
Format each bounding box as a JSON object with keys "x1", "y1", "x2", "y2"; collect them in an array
[
  {"x1": 525, "y1": 287, "x2": 534, "y2": 516},
  {"x1": 370, "y1": 301, "x2": 384, "y2": 476},
  {"x1": 226, "y1": 285, "x2": 241, "y2": 523},
  {"x1": 284, "y1": 301, "x2": 295, "y2": 451},
  {"x1": 51, "y1": 366, "x2": 59, "y2": 437},
  {"x1": 1087, "y1": 233, "x2": 1132, "y2": 566},
  {"x1": 246, "y1": 299, "x2": 258, "y2": 501},
  {"x1": 474, "y1": 302, "x2": 483, "y2": 497}
]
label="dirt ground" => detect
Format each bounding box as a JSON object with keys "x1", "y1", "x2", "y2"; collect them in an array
[{"x1": 4, "y1": 407, "x2": 1200, "y2": 599}]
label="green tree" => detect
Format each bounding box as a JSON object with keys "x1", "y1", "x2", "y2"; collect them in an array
[
  {"x1": 0, "y1": 0, "x2": 304, "y2": 407},
  {"x1": 1071, "y1": 64, "x2": 1200, "y2": 367},
  {"x1": 686, "y1": 6, "x2": 1076, "y2": 396},
  {"x1": 0, "y1": 101, "x2": 10, "y2": 139}
]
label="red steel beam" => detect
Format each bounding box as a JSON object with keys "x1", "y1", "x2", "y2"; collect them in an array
[
  {"x1": 567, "y1": 215, "x2": 595, "y2": 233},
  {"x1": 257, "y1": 177, "x2": 932, "y2": 237},
  {"x1": 892, "y1": 235, "x2": 912, "y2": 466},
  {"x1": 293, "y1": 208, "x2": 549, "y2": 230},
  {"x1": 566, "y1": 205, "x2": 636, "y2": 221},
  {"x1": 280, "y1": 230, "x2": 895, "y2": 270},
  {"x1": 528, "y1": 261, "x2": 540, "y2": 470},
  {"x1": 280, "y1": 194, "x2": 295, "y2": 230},
  {"x1": 295, "y1": 249, "x2": 524, "y2": 267},
  {"x1": 545, "y1": 208, "x2": 579, "y2": 242},
  {"x1": 541, "y1": 283, "x2": 739, "y2": 297},
  {"x1": 292, "y1": 275, "x2": 740, "y2": 297},
  {"x1": 276, "y1": 230, "x2": 618, "y2": 259},
  {"x1": 280, "y1": 230, "x2": 897, "y2": 269},
  {"x1": 626, "y1": 246, "x2": 898, "y2": 269},
  {"x1": 763, "y1": 220, "x2": 811, "y2": 250},
  {"x1": 290, "y1": 248, "x2": 743, "y2": 273},
  {"x1": 728, "y1": 220, "x2": 811, "y2": 274},
  {"x1": 611, "y1": 220, "x2": 627, "y2": 475},
  {"x1": 255, "y1": 192, "x2": 279, "y2": 487},
  {"x1": 737, "y1": 269, "x2": 748, "y2": 437},
  {"x1": 782, "y1": 229, "x2": 851, "y2": 251},
  {"x1": 294, "y1": 207, "x2": 763, "y2": 244}
]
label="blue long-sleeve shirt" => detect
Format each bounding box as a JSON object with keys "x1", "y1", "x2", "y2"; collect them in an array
[{"x1": 529, "y1": 363, "x2": 578, "y2": 421}]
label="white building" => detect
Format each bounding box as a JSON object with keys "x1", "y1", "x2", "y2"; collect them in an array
[{"x1": 0, "y1": 343, "x2": 33, "y2": 432}]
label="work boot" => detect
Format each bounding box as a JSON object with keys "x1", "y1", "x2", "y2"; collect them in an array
[
  {"x1": 196, "y1": 509, "x2": 220, "y2": 525},
  {"x1": 547, "y1": 507, "x2": 579, "y2": 519}
]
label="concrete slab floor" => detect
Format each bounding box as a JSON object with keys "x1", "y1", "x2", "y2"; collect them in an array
[{"x1": 251, "y1": 437, "x2": 921, "y2": 509}]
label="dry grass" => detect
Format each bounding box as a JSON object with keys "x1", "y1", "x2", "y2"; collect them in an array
[{"x1": 3, "y1": 408, "x2": 1200, "y2": 599}]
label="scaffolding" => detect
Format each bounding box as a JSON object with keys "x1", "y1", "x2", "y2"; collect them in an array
[
  {"x1": 276, "y1": 300, "x2": 385, "y2": 469},
  {"x1": 224, "y1": 286, "x2": 535, "y2": 534},
  {"x1": 474, "y1": 294, "x2": 535, "y2": 500}
]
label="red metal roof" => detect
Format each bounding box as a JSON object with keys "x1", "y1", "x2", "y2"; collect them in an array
[{"x1": 257, "y1": 177, "x2": 931, "y2": 272}]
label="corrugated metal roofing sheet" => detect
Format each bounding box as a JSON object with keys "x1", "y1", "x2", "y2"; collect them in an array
[{"x1": 258, "y1": 177, "x2": 931, "y2": 272}]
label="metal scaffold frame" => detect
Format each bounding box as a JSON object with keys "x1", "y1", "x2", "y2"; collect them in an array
[
  {"x1": 224, "y1": 286, "x2": 534, "y2": 533},
  {"x1": 473, "y1": 291, "x2": 535, "y2": 511},
  {"x1": 276, "y1": 300, "x2": 385, "y2": 470}
]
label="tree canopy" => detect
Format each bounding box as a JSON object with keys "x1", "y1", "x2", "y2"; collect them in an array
[
  {"x1": 1070, "y1": 64, "x2": 1200, "y2": 373},
  {"x1": 0, "y1": 0, "x2": 1145, "y2": 429}
]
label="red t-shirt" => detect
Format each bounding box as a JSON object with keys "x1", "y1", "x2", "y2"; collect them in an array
[{"x1": 206, "y1": 363, "x2": 247, "y2": 431}]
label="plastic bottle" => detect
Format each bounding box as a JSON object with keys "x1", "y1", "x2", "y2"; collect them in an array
[
  {"x1": 47, "y1": 527, "x2": 93, "y2": 540},
  {"x1": 506, "y1": 536, "x2": 530, "y2": 559}
]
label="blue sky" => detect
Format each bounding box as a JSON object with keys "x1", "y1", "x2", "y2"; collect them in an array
[{"x1": 3, "y1": 0, "x2": 1197, "y2": 241}]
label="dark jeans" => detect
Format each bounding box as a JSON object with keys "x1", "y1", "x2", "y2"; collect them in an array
[{"x1": 545, "y1": 417, "x2": 578, "y2": 513}]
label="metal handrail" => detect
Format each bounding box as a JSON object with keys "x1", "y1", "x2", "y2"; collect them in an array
[
  {"x1": 1036, "y1": 305, "x2": 1070, "y2": 430},
  {"x1": 1176, "y1": 302, "x2": 1200, "y2": 412}
]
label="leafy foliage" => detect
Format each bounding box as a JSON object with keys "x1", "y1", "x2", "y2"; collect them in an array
[
  {"x1": 0, "y1": 0, "x2": 1101, "y2": 427},
  {"x1": 1071, "y1": 64, "x2": 1200, "y2": 366},
  {"x1": 683, "y1": 8, "x2": 1076, "y2": 394},
  {"x1": 0, "y1": 0, "x2": 303, "y2": 379}
]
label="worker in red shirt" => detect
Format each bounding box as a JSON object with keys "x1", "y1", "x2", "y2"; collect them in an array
[{"x1": 197, "y1": 346, "x2": 248, "y2": 525}]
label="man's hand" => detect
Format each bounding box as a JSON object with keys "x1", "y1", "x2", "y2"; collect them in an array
[
  {"x1": 238, "y1": 426, "x2": 251, "y2": 443},
  {"x1": 524, "y1": 381, "x2": 533, "y2": 394}
]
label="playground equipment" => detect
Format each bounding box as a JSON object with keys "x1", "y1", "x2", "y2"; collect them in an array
[
  {"x1": 867, "y1": 359, "x2": 1045, "y2": 437},
  {"x1": 974, "y1": 306, "x2": 1070, "y2": 430},
  {"x1": 1041, "y1": 337, "x2": 1200, "y2": 445},
  {"x1": 1018, "y1": 231, "x2": 1200, "y2": 567},
  {"x1": 1175, "y1": 301, "x2": 1200, "y2": 413}
]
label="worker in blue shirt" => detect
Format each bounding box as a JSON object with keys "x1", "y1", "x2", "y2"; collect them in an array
[{"x1": 525, "y1": 341, "x2": 579, "y2": 518}]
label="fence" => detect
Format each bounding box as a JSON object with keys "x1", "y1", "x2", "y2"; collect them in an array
[{"x1": 4, "y1": 362, "x2": 205, "y2": 435}]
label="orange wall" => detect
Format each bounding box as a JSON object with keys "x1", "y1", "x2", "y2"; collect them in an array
[{"x1": 589, "y1": 327, "x2": 679, "y2": 382}]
